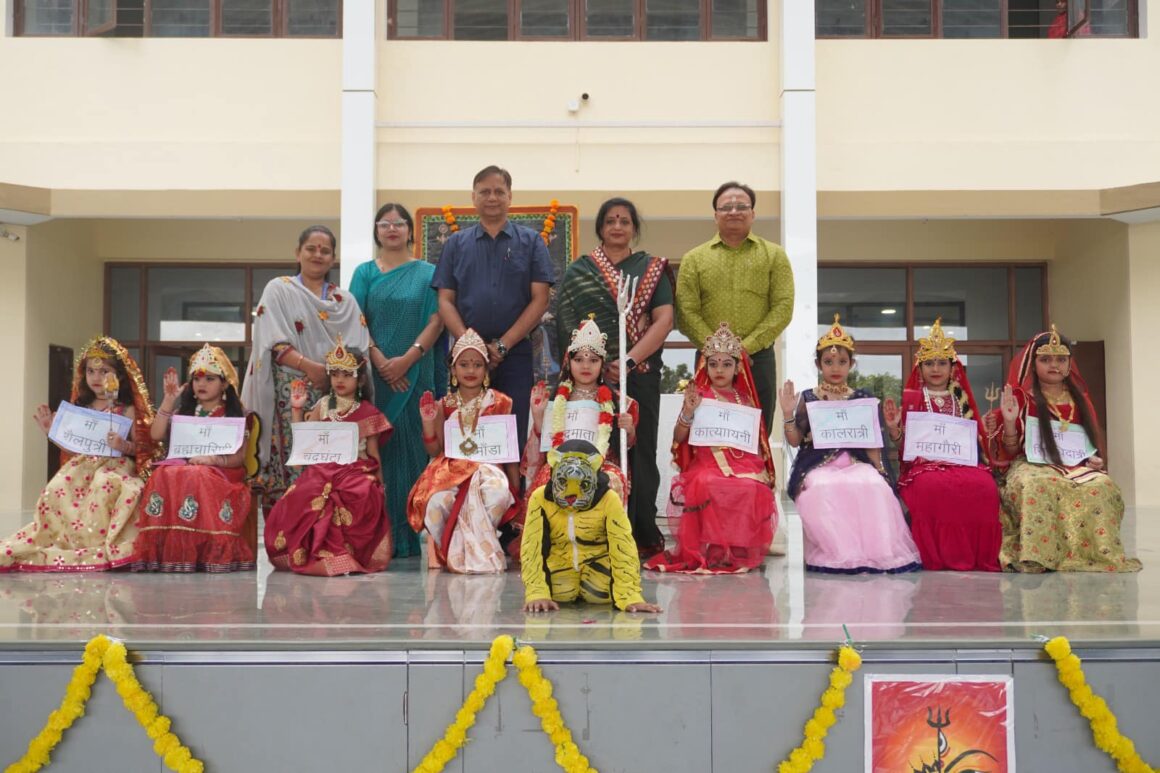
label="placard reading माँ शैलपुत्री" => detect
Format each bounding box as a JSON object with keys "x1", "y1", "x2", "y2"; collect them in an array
[
  {"x1": 804, "y1": 397, "x2": 883, "y2": 450},
  {"x1": 1024, "y1": 416, "x2": 1096, "y2": 466},
  {"x1": 287, "y1": 421, "x2": 359, "y2": 466},
  {"x1": 445, "y1": 414, "x2": 520, "y2": 464},
  {"x1": 901, "y1": 411, "x2": 978, "y2": 467},
  {"x1": 539, "y1": 399, "x2": 601, "y2": 452},
  {"x1": 48, "y1": 401, "x2": 134, "y2": 458},
  {"x1": 165, "y1": 415, "x2": 246, "y2": 460},
  {"x1": 688, "y1": 399, "x2": 761, "y2": 454}
]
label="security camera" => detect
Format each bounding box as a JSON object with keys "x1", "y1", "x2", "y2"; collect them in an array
[{"x1": 581, "y1": 93, "x2": 590, "y2": 101}]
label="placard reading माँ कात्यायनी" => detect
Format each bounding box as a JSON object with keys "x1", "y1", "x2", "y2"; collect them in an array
[
  {"x1": 287, "y1": 422, "x2": 359, "y2": 466},
  {"x1": 540, "y1": 399, "x2": 602, "y2": 452},
  {"x1": 804, "y1": 397, "x2": 883, "y2": 449},
  {"x1": 446, "y1": 414, "x2": 520, "y2": 464},
  {"x1": 902, "y1": 411, "x2": 978, "y2": 467},
  {"x1": 165, "y1": 415, "x2": 246, "y2": 460},
  {"x1": 48, "y1": 401, "x2": 134, "y2": 458},
  {"x1": 688, "y1": 399, "x2": 761, "y2": 454},
  {"x1": 1024, "y1": 416, "x2": 1096, "y2": 466}
]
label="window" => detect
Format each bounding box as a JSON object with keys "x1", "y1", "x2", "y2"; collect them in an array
[
  {"x1": 817, "y1": 0, "x2": 1137, "y2": 38},
  {"x1": 16, "y1": 0, "x2": 341, "y2": 36},
  {"x1": 388, "y1": 0, "x2": 765, "y2": 40}
]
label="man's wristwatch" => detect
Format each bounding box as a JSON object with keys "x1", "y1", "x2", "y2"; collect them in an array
[
  {"x1": 624, "y1": 356, "x2": 637, "y2": 373},
  {"x1": 494, "y1": 339, "x2": 509, "y2": 358}
]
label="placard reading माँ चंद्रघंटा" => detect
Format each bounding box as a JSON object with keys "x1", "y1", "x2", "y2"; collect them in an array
[
  {"x1": 165, "y1": 415, "x2": 246, "y2": 460},
  {"x1": 804, "y1": 397, "x2": 882, "y2": 449},
  {"x1": 902, "y1": 411, "x2": 978, "y2": 466},
  {"x1": 48, "y1": 401, "x2": 134, "y2": 458},
  {"x1": 287, "y1": 421, "x2": 359, "y2": 466},
  {"x1": 446, "y1": 414, "x2": 520, "y2": 464},
  {"x1": 688, "y1": 399, "x2": 761, "y2": 454}
]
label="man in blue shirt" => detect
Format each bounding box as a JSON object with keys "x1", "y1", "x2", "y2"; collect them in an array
[{"x1": 433, "y1": 165, "x2": 555, "y2": 449}]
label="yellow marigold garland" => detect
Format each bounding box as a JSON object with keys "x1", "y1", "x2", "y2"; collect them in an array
[
  {"x1": 776, "y1": 645, "x2": 862, "y2": 773},
  {"x1": 540, "y1": 199, "x2": 560, "y2": 245},
  {"x1": 6, "y1": 635, "x2": 203, "y2": 773},
  {"x1": 1044, "y1": 636, "x2": 1156, "y2": 773},
  {"x1": 513, "y1": 643, "x2": 596, "y2": 773},
  {"x1": 441, "y1": 205, "x2": 459, "y2": 233}
]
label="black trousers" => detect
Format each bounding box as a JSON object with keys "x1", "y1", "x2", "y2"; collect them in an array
[
  {"x1": 626, "y1": 369, "x2": 664, "y2": 550},
  {"x1": 749, "y1": 345, "x2": 777, "y2": 435}
]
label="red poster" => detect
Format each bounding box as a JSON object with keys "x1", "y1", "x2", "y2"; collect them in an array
[{"x1": 866, "y1": 676, "x2": 1014, "y2": 773}]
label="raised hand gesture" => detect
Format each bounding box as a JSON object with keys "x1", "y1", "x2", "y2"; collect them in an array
[
  {"x1": 162, "y1": 367, "x2": 185, "y2": 400},
  {"x1": 882, "y1": 397, "x2": 901, "y2": 431},
  {"x1": 33, "y1": 404, "x2": 53, "y2": 434},
  {"x1": 289, "y1": 379, "x2": 310, "y2": 410},
  {"x1": 1000, "y1": 385, "x2": 1020, "y2": 423},
  {"x1": 778, "y1": 380, "x2": 799, "y2": 418},
  {"x1": 530, "y1": 381, "x2": 549, "y2": 423},
  {"x1": 419, "y1": 391, "x2": 439, "y2": 423},
  {"x1": 681, "y1": 384, "x2": 702, "y2": 417}
]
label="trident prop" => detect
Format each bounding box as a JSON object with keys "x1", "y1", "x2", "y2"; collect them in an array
[{"x1": 615, "y1": 271, "x2": 639, "y2": 468}]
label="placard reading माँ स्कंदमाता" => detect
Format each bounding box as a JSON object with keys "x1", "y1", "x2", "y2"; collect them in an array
[
  {"x1": 446, "y1": 414, "x2": 520, "y2": 464},
  {"x1": 688, "y1": 399, "x2": 761, "y2": 454},
  {"x1": 165, "y1": 415, "x2": 246, "y2": 460},
  {"x1": 804, "y1": 397, "x2": 883, "y2": 449},
  {"x1": 902, "y1": 411, "x2": 978, "y2": 466},
  {"x1": 539, "y1": 399, "x2": 602, "y2": 452},
  {"x1": 48, "y1": 401, "x2": 134, "y2": 458},
  {"x1": 287, "y1": 421, "x2": 359, "y2": 466}
]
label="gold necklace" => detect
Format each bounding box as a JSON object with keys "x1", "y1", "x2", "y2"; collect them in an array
[
  {"x1": 1044, "y1": 390, "x2": 1075, "y2": 431},
  {"x1": 817, "y1": 381, "x2": 850, "y2": 398},
  {"x1": 710, "y1": 386, "x2": 742, "y2": 404},
  {"x1": 325, "y1": 395, "x2": 359, "y2": 422},
  {"x1": 453, "y1": 390, "x2": 485, "y2": 455}
]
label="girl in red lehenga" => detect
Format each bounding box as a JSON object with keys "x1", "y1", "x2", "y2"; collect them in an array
[
  {"x1": 132, "y1": 345, "x2": 254, "y2": 572},
  {"x1": 882, "y1": 319, "x2": 1001, "y2": 571},
  {"x1": 265, "y1": 337, "x2": 393, "y2": 576},
  {"x1": 406, "y1": 329, "x2": 520, "y2": 574},
  {"x1": 646, "y1": 322, "x2": 777, "y2": 573}
]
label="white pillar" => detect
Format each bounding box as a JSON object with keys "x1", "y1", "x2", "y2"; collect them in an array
[{"x1": 339, "y1": 1, "x2": 378, "y2": 289}]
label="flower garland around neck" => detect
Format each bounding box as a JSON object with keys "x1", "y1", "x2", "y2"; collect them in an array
[
  {"x1": 550, "y1": 380, "x2": 614, "y2": 455},
  {"x1": 441, "y1": 206, "x2": 459, "y2": 233},
  {"x1": 540, "y1": 199, "x2": 559, "y2": 246}
]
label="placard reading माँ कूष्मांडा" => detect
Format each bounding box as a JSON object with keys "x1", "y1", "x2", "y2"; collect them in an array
[
  {"x1": 287, "y1": 422, "x2": 359, "y2": 466},
  {"x1": 165, "y1": 415, "x2": 246, "y2": 460},
  {"x1": 48, "y1": 401, "x2": 134, "y2": 458},
  {"x1": 804, "y1": 397, "x2": 883, "y2": 449},
  {"x1": 1024, "y1": 416, "x2": 1096, "y2": 466},
  {"x1": 688, "y1": 399, "x2": 762, "y2": 454},
  {"x1": 902, "y1": 411, "x2": 978, "y2": 466},
  {"x1": 446, "y1": 414, "x2": 520, "y2": 464},
  {"x1": 539, "y1": 399, "x2": 602, "y2": 452}
]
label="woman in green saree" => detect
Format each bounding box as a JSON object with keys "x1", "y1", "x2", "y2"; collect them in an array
[{"x1": 350, "y1": 203, "x2": 445, "y2": 558}]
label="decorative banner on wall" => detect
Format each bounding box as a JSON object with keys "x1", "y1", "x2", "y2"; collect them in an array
[
  {"x1": 49, "y1": 401, "x2": 134, "y2": 457},
  {"x1": 166, "y1": 415, "x2": 246, "y2": 460},
  {"x1": 805, "y1": 397, "x2": 883, "y2": 449},
  {"x1": 1024, "y1": 416, "x2": 1096, "y2": 466},
  {"x1": 540, "y1": 399, "x2": 601, "y2": 452},
  {"x1": 287, "y1": 422, "x2": 359, "y2": 466},
  {"x1": 865, "y1": 675, "x2": 1014, "y2": 773},
  {"x1": 416, "y1": 204, "x2": 580, "y2": 384},
  {"x1": 445, "y1": 414, "x2": 520, "y2": 464},
  {"x1": 902, "y1": 412, "x2": 978, "y2": 467},
  {"x1": 689, "y1": 399, "x2": 762, "y2": 454}
]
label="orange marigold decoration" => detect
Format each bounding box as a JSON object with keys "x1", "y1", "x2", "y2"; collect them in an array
[
  {"x1": 540, "y1": 199, "x2": 560, "y2": 246},
  {"x1": 441, "y1": 205, "x2": 459, "y2": 233}
]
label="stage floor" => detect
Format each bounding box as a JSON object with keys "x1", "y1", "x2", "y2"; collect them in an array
[{"x1": 0, "y1": 507, "x2": 1155, "y2": 651}]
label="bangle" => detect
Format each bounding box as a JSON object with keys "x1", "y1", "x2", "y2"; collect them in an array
[
  {"x1": 158, "y1": 408, "x2": 173, "y2": 417},
  {"x1": 677, "y1": 412, "x2": 694, "y2": 426},
  {"x1": 296, "y1": 353, "x2": 305, "y2": 369},
  {"x1": 782, "y1": 417, "x2": 796, "y2": 425},
  {"x1": 412, "y1": 342, "x2": 426, "y2": 354}
]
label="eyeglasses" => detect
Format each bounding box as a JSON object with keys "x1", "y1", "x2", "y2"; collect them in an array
[
  {"x1": 376, "y1": 220, "x2": 408, "y2": 230},
  {"x1": 715, "y1": 203, "x2": 752, "y2": 214}
]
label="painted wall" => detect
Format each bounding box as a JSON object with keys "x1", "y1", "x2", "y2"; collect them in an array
[
  {"x1": 2, "y1": 225, "x2": 29, "y2": 516},
  {"x1": 1127, "y1": 221, "x2": 1160, "y2": 506}
]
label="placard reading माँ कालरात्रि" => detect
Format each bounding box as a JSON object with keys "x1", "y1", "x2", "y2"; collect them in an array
[
  {"x1": 539, "y1": 399, "x2": 602, "y2": 452},
  {"x1": 48, "y1": 401, "x2": 134, "y2": 458},
  {"x1": 902, "y1": 411, "x2": 978, "y2": 466},
  {"x1": 287, "y1": 421, "x2": 359, "y2": 466},
  {"x1": 688, "y1": 399, "x2": 761, "y2": 454},
  {"x1": 804, "y1": 397, "x2": 883, "y2": 449},
  {"x1": 446, "y1": 414, "x2": 520, "y2": 464},
  {"x1": 165, "y1": 415, "x2": 246, "y2": 460},
  {"x1": 1024, "y1": 416, "x2": 1096, "y2": 466}
]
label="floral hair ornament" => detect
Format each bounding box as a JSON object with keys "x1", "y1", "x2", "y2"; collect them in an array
[
  {"x1": 816, "y1": 313, "x2": 856, "y2": 355},
  {"x1": 702, "y1": 321, "x2": 744, "y2": 359},
  {"x1": 568, "y1": 315, "x2": 608, "y2": 359},
  {"x1": 324, "y1": 334, "x2": 360, "y2": 374},
  {"x1": 914, "y1": 317, "x2": 957, "y2": 363},
  {"x1": 1036, "y1": 324, "x2": 1071, "y2": 358},
  {"x1": 188, "y1": 344, "x2": 240, "y2": 392},
  {"x1": 451, "y1": 328, "x2": 490, "y2": 364}
]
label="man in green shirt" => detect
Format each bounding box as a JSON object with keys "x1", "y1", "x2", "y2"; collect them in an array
[{"x1": 675, "y1": 181, "x2": 795, "y2": 432}]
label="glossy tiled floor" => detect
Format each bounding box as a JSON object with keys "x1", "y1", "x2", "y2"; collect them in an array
[{"x1": 0, "y1": 506, "x2": 1154, "y2": 650}]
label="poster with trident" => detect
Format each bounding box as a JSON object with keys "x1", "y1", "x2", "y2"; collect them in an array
[{"x1": 616, "y1": 271, "x2": 638, "y2": 467}]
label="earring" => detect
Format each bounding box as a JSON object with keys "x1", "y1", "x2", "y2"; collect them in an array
[
  {"x1": 483, "y1": 373, "x2": 490, "y2": 389},
  {"x1": 451, "y1": 374, "x2": 458, "y2": 388}
]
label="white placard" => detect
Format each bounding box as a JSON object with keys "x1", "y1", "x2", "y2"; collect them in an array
[
  {"x1": 1024, "y1": 416, "x2": 1096, "y2": 466},
  {"x1": 688, "y1": 399, "x2": 761, "y2": 454},
  {"x1": 48, "y1": 401, "x2": 134, "y2": 458},
  {"x1": 902, "y1": 412, "x2": 978, "y2": 466},
  {"x1": 287, "y1": 421, "x2": 359, "y2": 466},
  {"x1": 445, "y1": 414, "x2": 520, "y2": 464},
  {"x1": 166, "y1": 415, "x2": 246, "y2": 460},
  {"x1": 539, "y1": 399, "x2": 602, "y2": 452},
  {"x1": 805, "y1": 397, "x2": 883, "y2": 449}
]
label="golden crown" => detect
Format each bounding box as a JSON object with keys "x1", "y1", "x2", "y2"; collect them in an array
[
  {"x1": 1036, "y1": 324, "x2": 1071, "y2": 357},
  {"x1": 817, "y1": 313, "x2": 855, "y2": 353},
  {"x1": 702, "y1": 321, "x2": 744, "y2": 359},
  {"x1": 451, "y1": 328, "x2": 489, "y2": 363},
  {"x1": 568, "y1": 316, "x2": 607, "y2": 359},
  {"x1": 189, "y1": 344, "x2": 239, "y2": 391},
  {"x1": 325, "y1": 334, "x2": 360, "y2": 373},
  {"x1": 915, "y1": 318, "x2": 957, "y2": 363},
  {"x1": 79, "y1": 337, "x2": 116, "y2": 363}
]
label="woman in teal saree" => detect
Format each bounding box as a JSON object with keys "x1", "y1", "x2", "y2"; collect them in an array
[{"x1": 350, "y1": 203, "x2": 445, "y2": 558}]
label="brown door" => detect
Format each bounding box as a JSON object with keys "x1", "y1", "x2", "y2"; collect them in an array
[
  {"x1": 46, "y1": 345, "x2": 74, "y2": 481},
  {"x1": 1071, "y1": 340, "x2": 1107, "y2": 464}
]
